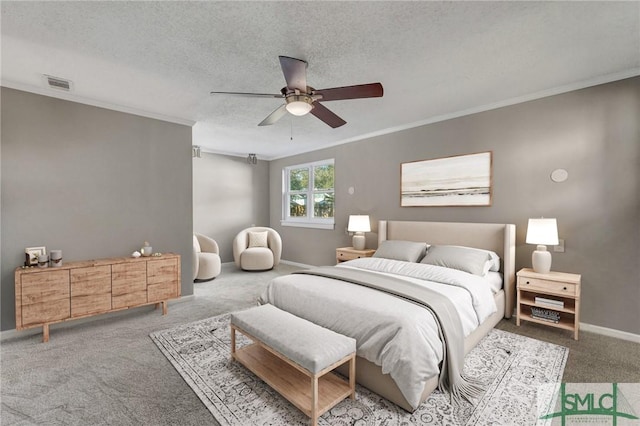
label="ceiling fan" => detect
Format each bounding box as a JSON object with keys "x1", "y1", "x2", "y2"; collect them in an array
[{"x1": 210, "y1": 56, "x2": 383, "y2": 128}]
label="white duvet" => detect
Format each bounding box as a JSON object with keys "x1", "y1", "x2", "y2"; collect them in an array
[{"x1": 258, "y1": 257, "x2": 497, "y2": 410}]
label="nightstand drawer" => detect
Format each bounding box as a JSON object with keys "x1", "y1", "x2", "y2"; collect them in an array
[
  {"x1": 338, "y1": 251, "x2": 360, "y2": 261},
  {"x1": 336, "y1": 247, "x2": 376, "y2": 263},
  {"x1": 518, "y1": 277, "x2": 576, "y2": 296}
]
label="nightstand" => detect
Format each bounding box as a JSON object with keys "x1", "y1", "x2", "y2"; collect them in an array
[
  {"x1": 516, "y1": 268, "x2": 581, "y2": 340},
  {"x1": 336, "y1": 247, "x2": 376, "y2": 264}
]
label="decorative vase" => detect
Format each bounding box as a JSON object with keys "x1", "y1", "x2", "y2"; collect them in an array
[
  {"x1": 141, "y1": 242, "x2": 152, "y2": 257},
  {"x1": 38, "y1": 254, "x2": 49, "y2": 268},
  {"x1": 50, "y1": 250, "x2": 62, "y2": 267}
]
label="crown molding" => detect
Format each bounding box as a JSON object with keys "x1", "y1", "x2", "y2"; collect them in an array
[{"x1": 1, "y1": 79, "x2": 195, "y2": 127}]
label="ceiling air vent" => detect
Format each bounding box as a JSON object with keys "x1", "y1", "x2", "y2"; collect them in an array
[{"x1": 44, "y1": 75, "x2": 73, "y2": 91}]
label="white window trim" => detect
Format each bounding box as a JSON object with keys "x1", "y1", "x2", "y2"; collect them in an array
[{"x1": 281, "y1": 159, "x2": 335, "y2": 230}]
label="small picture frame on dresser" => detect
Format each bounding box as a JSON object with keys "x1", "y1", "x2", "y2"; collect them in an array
[{"x1": 25, "y1": 246, "x2": 46, "y2": 266}]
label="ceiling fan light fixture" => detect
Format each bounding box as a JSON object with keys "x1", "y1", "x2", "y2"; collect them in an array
[{"x1": 285, "y1": 95, "x2": 313, "y2": 116}]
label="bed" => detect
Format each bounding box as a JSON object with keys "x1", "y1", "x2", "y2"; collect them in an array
[{"x1": 260, "y1": 220, "x2": 516, "y2": 412}]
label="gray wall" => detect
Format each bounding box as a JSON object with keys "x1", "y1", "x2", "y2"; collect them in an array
[
  {"x1": 193, "y1": 152, "x2": 270, "y2": 262},
  {"x1": 269, "y1": 77, "x2": 640, "y2": 335},
  {"x1": 1, "y1": 88, "x2": 194, "y2": 331}
]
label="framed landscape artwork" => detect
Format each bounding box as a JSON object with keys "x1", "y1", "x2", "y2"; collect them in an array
[{"x1": 401, "y1": 151, "x2": 492, "y2": 207}]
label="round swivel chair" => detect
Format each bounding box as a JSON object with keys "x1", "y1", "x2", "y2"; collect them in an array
[
  {"x1": 193, "y1": 233, "x2": 222, "y2": 281},
  {"x1": 232, "y1": 227, "x2": 282, "y2": 271}
]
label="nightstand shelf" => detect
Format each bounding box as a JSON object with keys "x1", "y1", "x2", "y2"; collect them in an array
[
  {"x1": 518, "y1": 293, "x2": 576, "y2": 314},
  {"x1": 516, "y1": 268, "x2": 581, "y2": 340},
  {"x1": 336, "y1": 247, "x2": 375, "y2": 264}
]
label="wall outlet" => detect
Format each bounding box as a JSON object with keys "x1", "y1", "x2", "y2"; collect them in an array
[{"x1": 554, "y1": 239, "x2": 565, "y2": 253}]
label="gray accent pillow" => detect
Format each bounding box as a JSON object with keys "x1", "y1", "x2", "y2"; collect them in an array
[
  {"x1": 373, "y1": 240, "x2": 428, "y2": 263},
  {"x1": 420, "y1": 245, "x2": 493, "y2": 276}
]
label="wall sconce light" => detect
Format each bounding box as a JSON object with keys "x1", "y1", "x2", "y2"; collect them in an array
[
  {"x1": 247, "y1": 153, "x2": 257, "y2": 165},
  {"x1": 192, "y1": 146, "x2": 201, "y2": 158}
]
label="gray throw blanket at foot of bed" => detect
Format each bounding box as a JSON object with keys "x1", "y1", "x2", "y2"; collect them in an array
[{"x1": 293, "y1": 266, "x2": 484, "y2": 407}]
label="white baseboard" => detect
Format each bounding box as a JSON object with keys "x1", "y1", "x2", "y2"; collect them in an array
[
  {"x1": 0, "y1": 328, "x2": 35, "y2": 341},
  {"x1": 280, "y1": 260, "x2": 313, "y2": 269},
  {"x1": 0, "y1": 297, "x2": 192, "y2": 342},
  {"x1": 580, "y1": 322, "x2": 640, "y2": 343}
]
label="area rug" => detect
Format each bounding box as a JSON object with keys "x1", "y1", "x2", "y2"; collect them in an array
[{"x1": 150, "y1": 313, "x2": 568, "y2": 425}]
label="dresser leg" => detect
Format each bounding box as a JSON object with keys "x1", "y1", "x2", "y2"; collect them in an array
[
  {"x1": 162, "y1": 301, "x2": 168, "y2": 315},
  {"x1": 42, "y1": 324, "x2": 49, "y2": 343}
]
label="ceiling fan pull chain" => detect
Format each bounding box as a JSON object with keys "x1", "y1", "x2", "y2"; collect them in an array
[{"x1": 290, "y1": 118, "x2": 294, "y2": 141}]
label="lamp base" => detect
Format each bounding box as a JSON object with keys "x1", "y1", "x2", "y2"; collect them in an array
[
  {"x1": 352, "y1": 233, "x2": 365, "y2": 250},
  {"x1": 532, "y1": 245, "x2": 552, "y2": 274}
]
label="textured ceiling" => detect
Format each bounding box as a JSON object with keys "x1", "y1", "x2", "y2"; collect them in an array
[{"x1": 2, "y1": 1, "x2": 639, "y2": 159}]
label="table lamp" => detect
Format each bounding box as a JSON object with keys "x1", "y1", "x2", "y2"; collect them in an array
[
  {"x1": 348, "y1": 215, "x2": 370, "y2": 250},
  {"x1": 526, "y1": 218, "x2": 559, "y2": 274}
]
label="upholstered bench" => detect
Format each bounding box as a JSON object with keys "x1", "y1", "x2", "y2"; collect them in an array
[{"x1": 230, "y1": 304, "x2": 356, "y2": 426}]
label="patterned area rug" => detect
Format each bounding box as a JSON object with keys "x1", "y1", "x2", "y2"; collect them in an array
[{"x1": 150, "y1": 314, "x2": 567, "y2": 426}]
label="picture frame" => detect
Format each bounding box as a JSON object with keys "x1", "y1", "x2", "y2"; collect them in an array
[
  {"x1": 25, "y1": 246, "x2": 46, "y2": 266},
  {"x1": 401, "y1": 151, "x2": 492, "y2": 207}
]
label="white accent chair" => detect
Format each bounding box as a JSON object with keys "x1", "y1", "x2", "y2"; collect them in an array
[
  {"x1": 233, "y1": 227, "x2": 282, "y2": 271},
  {"x1": 193, "y1": 233, "x2": 221, "y2": 281}
]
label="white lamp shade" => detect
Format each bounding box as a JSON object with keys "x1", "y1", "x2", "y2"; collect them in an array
[
  {"x1": 526, "y1": 218, "x2": 559, "y2": 245},
  {"x1": 348, "y1": 215, "x2": 371, "y2": 233}
]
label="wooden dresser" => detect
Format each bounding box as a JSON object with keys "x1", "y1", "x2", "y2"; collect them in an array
[{"x1": 15, "y1": 253, "x2": 181, "y2": 342}]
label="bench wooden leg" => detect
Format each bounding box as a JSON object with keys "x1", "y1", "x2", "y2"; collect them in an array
[
  {"x1": 311, "y1": 375, "x2": 319, "y2": 426},
  {"x1": 349, "y1": 355, "x2": 356, "y2": 399},
  {"x1": 230, "y1": 326, "x2": 236, "y2": 358},
  {"x1": 42, "y1": 324, "x2": 50, "y2": 343}
]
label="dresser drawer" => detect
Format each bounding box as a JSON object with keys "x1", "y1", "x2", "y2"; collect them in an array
[
  {"x1": 71, "y1": 265, "x2": 111, "y2": 296},
  {"x1": 112, "y1": 290, "x2": 147, "y2": 309},
  {"x1": 147, "y1": 258, "x2": 178, "y2": 285},
  {"x1": 22, "y1": 299, "x2": 70, "y2": 326},
  {"x1": 147, "y1": 282, "x2": 178, "y2": 303},
  {"x1": 518, "y1": 277, "x2": 577, "y2": 296},
  {"x1": 112, "y1": 262, "x2": 146, "y2": 296},
  {"x1": 21, "y1": 270, "x2": 70, "y2": 304},
  {"x1": 72, "y1": 294, "x2": 112, "y2": 317}
]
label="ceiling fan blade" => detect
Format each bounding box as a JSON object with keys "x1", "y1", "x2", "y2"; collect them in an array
[
  {"x1": 310, "y1": 102, "x2": 347, "y2": 128},
  {"x1": 258, "y1": 104, "x2": 288, "y2": 126},
  {"x1": 279, "y1": 56, "x2": 308, "y2": 92},
  {"x1": 210, "y1": 91, "x2": 283, "y2": 99},
  {"x1": 313, "y1": 83, "x2": 383, "y2": 101}
]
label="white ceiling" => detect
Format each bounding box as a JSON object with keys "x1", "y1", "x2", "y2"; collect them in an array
[{"x1": 2, "y1": 1, "x2": 639, "y2": 160}]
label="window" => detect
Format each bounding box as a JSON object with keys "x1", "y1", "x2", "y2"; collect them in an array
[{"x1": 281, "y1": 159, "x2": 335, "y2": 229}]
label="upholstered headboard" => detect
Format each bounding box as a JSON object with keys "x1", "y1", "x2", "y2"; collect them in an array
[{"x1": 378, "y1": 220, "x2": 516, "y2": 318}]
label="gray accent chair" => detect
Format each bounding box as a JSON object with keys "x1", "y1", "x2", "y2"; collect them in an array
[
  {"x1": 193, "y1": 233, "x2": 221, "y2": 281},
  {"x1": 233, "y1": 227, "x2": 282, "y2": 271}
]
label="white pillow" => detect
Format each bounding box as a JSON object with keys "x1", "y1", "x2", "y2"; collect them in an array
[
  {"x1": 473, "y1": 247, "x2": 501, "y2": 272},
  {"x1": 485, "y1": 271, "x2": 504, "y2": 293},
  {"x1": 373, "y1": 240, "x2": 428, "y2": 263},
  {"x1": 420, "y1": 245, "x2": 493, "y2": 276},
  {"x1": 248, "y1": 231, "x2": 269, "y2": 248},
  {"x1": 427, "y1": 244, "x2": 501, "y2": 272}
]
